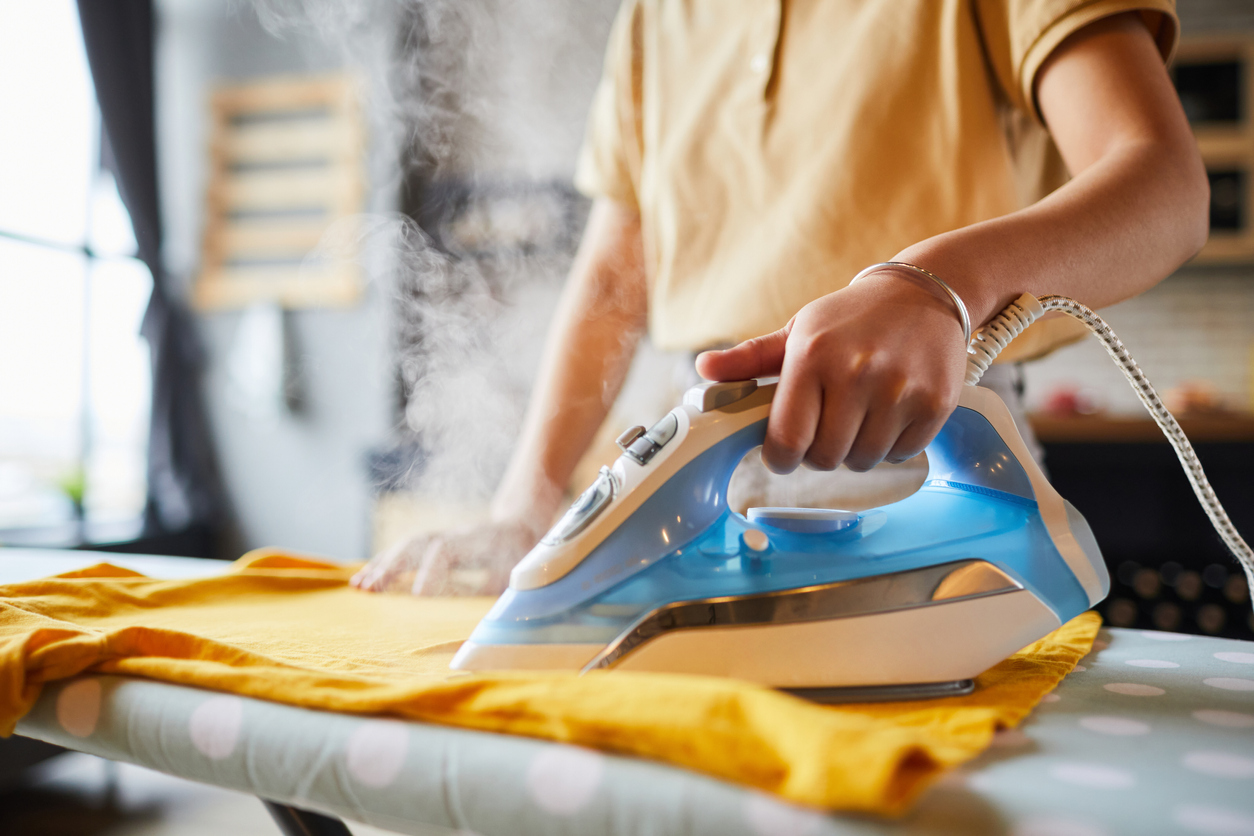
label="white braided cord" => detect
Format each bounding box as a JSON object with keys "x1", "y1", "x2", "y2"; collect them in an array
[
  {"x1": 964, "y1": 293, "x2": 1043, "y2": 386},
  {"x1": 965, "y1": 293, "x2": 1254, "y2": 599}
]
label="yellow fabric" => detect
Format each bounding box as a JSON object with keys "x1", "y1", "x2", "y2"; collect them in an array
[
  {"x1": 575, "y1": 0, "x2": 1176, "y2": 358},
  {"x1": 0, "y1": 551, "x2": 1099, "y2": 815}
]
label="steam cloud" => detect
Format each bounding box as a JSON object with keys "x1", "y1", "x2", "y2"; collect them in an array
[{"x1": 243, "y1": 0, "x2": 617, "y2": 502}]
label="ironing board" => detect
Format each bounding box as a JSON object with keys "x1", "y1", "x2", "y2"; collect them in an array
[{"x1": 6, "y1": 549, "x2": 1254, "y2": 836}]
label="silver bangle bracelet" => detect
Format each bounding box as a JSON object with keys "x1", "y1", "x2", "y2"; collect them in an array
[{"x1": 849, "y1": 261, "x2": 972, "y2": 345}]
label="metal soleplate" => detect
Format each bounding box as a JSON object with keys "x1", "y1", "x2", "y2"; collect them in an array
[
  {"x1": 584, "y1": 559, "x2": 1021, "y2": 672},
  {"x1": 783, "y1": 679, "x2": 975, "y2": 704}
]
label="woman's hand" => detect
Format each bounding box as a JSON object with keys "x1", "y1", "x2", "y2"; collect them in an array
[
  {"x1": 350, "y1": 517, "x2": 544, "y2": 596},
  {"x1": 695, "y1": 269, "x2": 969, "y2": 473}
]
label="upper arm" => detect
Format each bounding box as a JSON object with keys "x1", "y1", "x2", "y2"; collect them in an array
[{"x1": 1035, "y1": 13, "x2": 1201, "y2": 178}]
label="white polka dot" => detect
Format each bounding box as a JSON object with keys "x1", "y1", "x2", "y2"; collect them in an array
[
  {"x1": 188, "y1": 696, "x2": 243, "y2": 760},
  {"x1": 56, "y1": 678, "x2": 101, "y2": 738},
  {"x1": 1125, "y1": 659, "x2": 1179, "y2": 668},
  {"x1": 1071, "y1": 664, "x2": 1087, "y2": 673},
  {"x1": 1205, "y1": 678, "x2": 1254, "y2": 692},
  {"x1": 1013, "y1": 817, "x2": 1110, "y2": 836},
  {"x1": 1041, "y1": 693, "x2": 1062, "y2": 703},
  {"x1": 1048, "y1": 763, "x2": 1135, "y2": 790},
  {"x1": 1174, "y1": 804, "x2": 1254, "y2": 835},
  {"x1": 990, "y1": 728, "x2": 1031, "y2": 748},
  {"x1": 1142, "y1": 631, "x2": 1192, "y2": 641},
  {"x1": 1183, "y1": 751, "x2": 1254, "y2": 779},
  {"x1": 345, "y1": 721, "x2": 409, "y2": 789},
  {"x1": 1215, "y1": 652, "x2": 1254, "y2": 665},
  {"x1": 1194, "y1": 709, "x2": 1254, "y2": 729},
  {"x1": 743, "y1": 792, "x2": 826, "y2": 836},
  {"x1": 967, "y1": 771, "x2": 998, "y2": 792},
  {"x1": 1103, "y1": 683, "x2": 1165, "y2": 697},
  {"x1": 526, "y1": 746, "x2": 604, "y2": 816},
  {"x1": 1079, "y1": 716, "x2": 1150, "y2": 736}
]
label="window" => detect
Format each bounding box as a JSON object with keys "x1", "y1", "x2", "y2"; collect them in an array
[{"x1": 0, "y1": 1, "x2": 152, "y2": 545}]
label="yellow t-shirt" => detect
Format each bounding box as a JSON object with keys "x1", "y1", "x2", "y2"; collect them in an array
[{"x1": 574, "y1": 0, "x2": 1177, "y2": 360}]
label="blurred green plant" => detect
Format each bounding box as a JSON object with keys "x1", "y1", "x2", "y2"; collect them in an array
[{"x1": 57, "y1": 467, "x2": 86, "y2": 517}]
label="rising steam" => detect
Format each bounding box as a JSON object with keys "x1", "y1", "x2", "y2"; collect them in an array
[{"x1": 238, "y1": 0, "x2": 618, "y2": 502}]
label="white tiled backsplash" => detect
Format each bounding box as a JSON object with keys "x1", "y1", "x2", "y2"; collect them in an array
[{"x1": 1021, "y1": 270, "x2": 1254, "y2": 415}]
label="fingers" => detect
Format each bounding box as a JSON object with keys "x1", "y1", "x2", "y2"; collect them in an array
[
  {"x1": 774, "y1": 382, "x2": 906, "y2": 474},
  {"x1": 761, "y1": 358, "x2": 823, "y2": 473},
  {"x1": 354, "y1": 520, "x2": 539, "y2": 597},
  {"x1": 350, "y1": 536, "x2": 426, "y2": 592},
  {"x1": 843, "y1": 402, "x2": 911, "y2": 472},
  {"x1": 411, "y1": 539, "x2": 454, "y2": 596},
  {"x1": 412, "y1": 524, "x2": 530, "y2": 596},
  {"x1": 694, "y1": 324, "x2": 790, "y2": 382},
  {"x1": 800, "y1": 388, "x2": 865, "y2": 471},
  {"x1": 884, "y1": 404, "x2": 952, "y2": 464},
  {"x1": 769, "y1": 360, "x2": 955, "y2": 473}
]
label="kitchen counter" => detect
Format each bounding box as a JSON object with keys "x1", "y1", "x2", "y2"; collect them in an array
[{"x1": 1029, "y1": 412, "x2": 1254, "y2": 443}]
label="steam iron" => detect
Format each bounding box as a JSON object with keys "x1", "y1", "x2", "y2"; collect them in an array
[{"x1": 450, "y1": 379, "x2": 1109, "y2": 701}]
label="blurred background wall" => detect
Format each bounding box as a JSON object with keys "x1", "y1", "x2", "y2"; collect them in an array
[{"x1": 155, "y1": 1, "x2": 394, "y2": 560}]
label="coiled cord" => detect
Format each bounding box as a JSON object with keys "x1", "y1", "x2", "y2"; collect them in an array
[{"x1": 965, "y1": 293, "x2": 1254, "y2": 600}]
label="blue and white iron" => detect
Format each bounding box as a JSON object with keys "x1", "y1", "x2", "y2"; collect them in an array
[{"x1": 451, "y1": 377, "x2": 1110, "y2": 700}]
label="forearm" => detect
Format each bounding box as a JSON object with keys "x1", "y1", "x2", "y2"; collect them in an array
[
  {"x1": 894, "y1": 13, "x2": 1208, "y2": 327},
  {"x1": 896, "y1": 143, "x2": 1206, "y2": 326},
  {"x1": 491, "y1": 199, "x2": 647, "y2": 527}
]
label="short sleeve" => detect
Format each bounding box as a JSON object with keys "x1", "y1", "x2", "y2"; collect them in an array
[
  {"x1": 975, "y1": 0, "x2": 1179, "y2": 124},
  {"x1": 574, "y1": 0, "x2": 644, "y2": 208}
]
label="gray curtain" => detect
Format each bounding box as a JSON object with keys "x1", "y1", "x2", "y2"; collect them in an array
[{"x1": 77, "y1": 0, "x2": 229, "y2": 548}]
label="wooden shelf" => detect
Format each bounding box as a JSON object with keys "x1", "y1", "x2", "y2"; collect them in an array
[
  {"x1": 1175, "y1": 36, "x2": 1254, "y2": 264},
  {"x1": 194, "y1": 74, "x2": 367, "y2": 311},
  {"x1": 1029, "y1": 413, "x2": 1254, "y2": 443}
]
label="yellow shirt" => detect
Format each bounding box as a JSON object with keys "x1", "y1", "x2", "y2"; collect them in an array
[{"x1": 575, "y1": 0, "x2": 1177, "y2": 359}]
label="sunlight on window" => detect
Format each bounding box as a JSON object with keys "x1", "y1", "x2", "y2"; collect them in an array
[
  {"x1": 89, "y1": 170, "x2": 140, "y2": 258},
  {"x1": 0, "y1": 0, "x2": 151, "y2": 537},
  {"x1": 0, "y1": 241, "x2": 86, "y2": 527},
  {"x1": 87, "y1": 259, "x2": 152, "y2": 523},
  {"x1": 0, "y1": 0, "x2": 94, "y2": 246}
]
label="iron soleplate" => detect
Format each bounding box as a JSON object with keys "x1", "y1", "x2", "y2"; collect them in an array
[{"x1": 784, "y1": 679, "x2": 976, "y2": 704}]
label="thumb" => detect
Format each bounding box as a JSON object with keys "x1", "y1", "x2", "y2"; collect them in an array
[{"x1": 695, "y1": 324, "x2": 790, "y2": 382}]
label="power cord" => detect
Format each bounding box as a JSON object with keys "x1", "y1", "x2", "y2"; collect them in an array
[{"x1": 966, "y1": 293, "x2": 1254, "y2": 601}]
